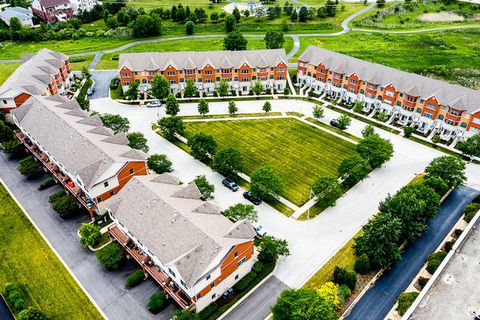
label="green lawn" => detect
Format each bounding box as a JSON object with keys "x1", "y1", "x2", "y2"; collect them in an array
[
  {"x1": 294, "y1": 29, "x2": 480, "y2": 88},
  {"x1": 69, "y1": 55, "x2": 95, "y2": 71},
  {"x1": 184, "y1": 118, "x2": 356, "y2": 206},
  {"x1": 0, "y1": 63, "x2": 19, "y2": 85},
  {"x1": 0, "y1": 183, "x2": 103, "y2": 320},
  {"x1": 96, "y1": 36, "x2": 294, "y2": 70}
]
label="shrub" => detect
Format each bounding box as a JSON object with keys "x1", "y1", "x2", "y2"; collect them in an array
[
  {"x1": 354, "y1": 253, "x2": 371, "y2": 275},
  {"x1": 432, "y1": 134, "x2": 441, "y2": 143},
  {"x1": 423, "y1": 177, "x2": 449, "y2": 196},
  {"x1": 464, "y1": 203, "x2": 480, "y2": 216},
  {"x1": 464, "y1": 211, "x2": 476, "y2": 223},
  {"x1": 396, "y1": 292, "x2": 419, "y2": 316},
  {"x1": 49, "y1": 190, "x2": 66, "y2": 203},
  {"x1": 79, "y1": 224, "x2": 102, "y2": 247},
  {"x1": 147, "y1": 292, "x2": 167, "y2": 314},
  {"x1": 95, "y1": 242, "x2": 125, "y2": 271},
  {"x1": 198, "y1": 302, "x2": 219, "y2": 320},
  {"x1": 417, "y1": 276, "x2": 429, "y2": 289},
  {"x1": 426, "y1": 252, "x2": 447, "y2": 274},
  {"x1": 443, "y1": 239, "x2": 455, "y2": 253},
  {"x1": 403, "y1": 126, "x2": 415, "y2": 137},
  {"x1": 110, "y1": 78, "x2": 119, "y2": 90},
  {"x1": 4, "y1": 283, "x2": 26, "y2": 312},
  {"x1": 39, "y1": 177, "x2": 55, "y2": 190},
  {"x1": 51, "y1": 194, "x2": 79, "y2": 218},
  {"x1": 253, "y1": 261, "x2": 263, "y2": 273},
  {"x1": 333, "y1": 266, "x2": 356, "y2": 290},
  {"x1": 233, "y1": 271, "x2": 257, "y2": 292},
  {"x1": 337, "y1": 284, "x2": 351, "y2": 306},
  {"x1": 126, "y1": 269, "x2": 145, "y2": 288},
  {"x1": 18, "y1": 156, "x2": 40, "y2": 178},
  {"x1": 18, "y1": 307, "x2": 49, "y2": 320},
  {"x1": 453, "y1": 228, "x2": 463, "y2": 238}
]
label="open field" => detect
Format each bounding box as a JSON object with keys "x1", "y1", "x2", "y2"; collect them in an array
[
  {"x1": 0, "y1": 183, "x2": 103, "y2": 320},
  {"x1": 294, "y1": 29, "x2": 480, "y2": 88},
  {"x1": 184, "y1": 118, "x2": 356, "y2": 206},
  {"x1": 96, "y1": 36, "x2": 293, "y2": 69},
  {"x1": 69, "y1": 55, "x2": 95, "y2": 70},
  {"x1": 0, "y1": 63, "x2": 19, "y2": 85}
]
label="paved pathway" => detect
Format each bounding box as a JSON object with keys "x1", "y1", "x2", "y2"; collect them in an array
[{"x1": 345, "y1": 186, "x2": 479, "y2": 320}]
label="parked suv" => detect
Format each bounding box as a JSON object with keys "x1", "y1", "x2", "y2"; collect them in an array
[
  {"x1": 222, "y1": 178, "x2": 239, "y2": 192},
  {"x1": 243, "y1": 191, "x2": 262, "y2": 205},
  {"x1": 330, "y1": 118, "x2": 340, "y2": 128},
  {"x1": 146, "y1": 100, "x2": 162, "y2": 108},
  {"x1": 87, "y1": 86, "x2": 95, "y2": 96}
]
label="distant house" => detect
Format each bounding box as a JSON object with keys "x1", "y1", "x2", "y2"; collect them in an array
[
  {"x1": 31, "y1": 0, "x2": 73, "y2": 22},
  {"x1": 69, "y1": 0, "x2": 99, "y2": 14},
  {"x1": 0, "y1": 7, "x2": 34, "y2": 27}
]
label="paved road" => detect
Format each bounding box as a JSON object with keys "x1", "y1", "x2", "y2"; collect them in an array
[
  {"x1": 0, "y1": 152, "x2": 178, "y2": 320},
  {"x1": 222, "y1": 276, "x2": 289, "y2": 320},
  {"x1": 345, "y1": 186, "x2": 480, "y2": 320},
  {"x1": 91, "y1": 70, "x2": 118, "y2": 99}
]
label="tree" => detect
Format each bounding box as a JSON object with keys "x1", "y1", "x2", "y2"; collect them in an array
[
  {"x1": 147, "y1": 154, "x2": 173, "y2": 174},
  {"x1": 188, "y1": 132, "x2": 217, "y2": 161},
  {"x1": 333, "y1": 267, "x2": 356, "y2": 290},
  {"x1": 193, "y1": 175, "x2": 215, "y2": 200},
  {"x1": 457, "y1": 135, "x2": 480, "y2": 158},
  {"x1": 290, "y1": 9, "x2": 298, "y2": 21},
  {"x1": 312, "y1": 176, "x2": 343, "y2": 208},
  {"x1": 262, "y1": 101, "x2": 272, "y2": 113},
  {"x1": 425, "y1": 156, "x2": 466, "y2": 188},
  {"x1": 148, "y1": 292, "x2": 168, "y2": 314},
  {"x1": 325, "y1": 0, "x2": 337, "y2": 17},
  {"x1": 272, "y1": 289, "x2": 337, "y2": 320},
  {"x1": 337, "y1": 155, "x2": 371, "y2": 188},
  {"x1": 353, "y1": 213, "x2": 402, "y2": 268},
  {"x1": 79, "y1": 223, "x2": 102, "y2": 247},
  {"x1": 223, "y1": 203, "x2": 258, "y2": 222},
  {"x1": 224, "y1": 30, "x2": 248, "y2": 51},
  {"x1": 354, "y1": 253, "x2": 371, "y2": 274},
  {"x1": 18, "y1": 156, "x2": 39, "y2": 178},
  {"x1": 3, "y1": 139, "x2": 23, "y2": 157},
  {"x1": 211, "y1": 147, "x2": 243, "y2": 178},
  {"x1": 224, "y1": 14, "x2": 236, "y2": 33},
  {"x1": 361, "y1": 124, "x2": 375, "y2": 138},
  {"x1": 95, "y1": 242, "x2": 125, "y2": 270},
  {"x1": 157, "y1": 116, "x2": 185, "y2": 141},
  {"x1": 172, "y1": 310, "x2": 199, "y2": 320},
  {"x1": 165, "y1": 93, "x2": 180, "y2": 115},
  {"x1": 52, "y1": 194, "x2": 79, "y2": 218},
  {"x1": 317, "y1": 282, "x2": 340, "y2": 308},
  {"x1": 336, "y1": 114, "x2": 351, "y2": 130},
  {"x1": 257, "y1": 235, "x2": 290, "y2": 263},
  {"x1": 232, "y1": 7, "x2": 241, "y2": 22},
  {"x1": 403, "y1": 126, "x2": 415, "y2": 138},
  {"x1": 228, "y1": 100, "x2": 238, "y2": 115},
  {"x1": 151, "y1": 75, "x2": 170, "y2": 100},
  {"x1": 197, "y1": 98, "x2": 209, "y2": 116},
  {"x1": 75, "y1": 96, "x2": 90, "y2": 111},
  {"x1": 124, "y1": 79, "x2": 139, "y2": 100},
  {"x1": 184, "y1": 78, "x2": 197, "y2": 97},
  {"x1": 100, "y1": 114, "x2": 130, "y2": 133},
  {"x1": 9, "y1": 17, "x2": 22, "y2": 37},
  {"x1": 18, "y1": 307, "x2": 48, "y2": 320},
  {"x1": 250, "y1": 166, "x2": 283, "y2": 200},
  {"x1": 264, "y1": 31, "x2": 285, "y2": 49},
  {"x1": 127, "y1": 132, "x2": 149, "y2": 153},
  {"x1": 217, "y1": 78, "x2": 229, "y2": 96},
  {"x1": 250, "y1": 79, "x2": 263, "y2": 95},
  {"x1": 356, "y1": 134, "x2": 394, "y2": 168},
  {"x1": 377, "y1": 0, "x2": 386, "y2": 7},
  {"x1": 185, "y1": 20, "x2": 195, "y2": 35},
  {"x1": 298, "y1": 6, "x2": 309, "y2": 22},
  {"x1": 423, "y1": 176, "x2": 449, "y2": 196},
  {"x1": 312, "y1": 105, "x2": 324, "y2": 120},
  {"x1": 210, "y1": 12, "x2": 219, "y2": 21},
  {"x1": 133, "y1": 14, "x2": 162, "y2": 37},
  {"x1": 82, "y1": 66, "x2": 91, "y2": 80},
  {"x1": 0, "y1": 120, "x2": 13, "y2": 142}
]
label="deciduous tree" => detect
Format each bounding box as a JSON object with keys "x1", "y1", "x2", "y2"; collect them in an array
[
  {"x1": 337, "y1": 155, "x2": 371, "y2": 188},
  {"x1": 264, "y1": 31, "x2": 285, "y2": 49},
  {"x1": 312, "y1": 105, "x2": 324, "y2": 120},
  {"x1": 356, "y1": 134, "x2": 394, "y2": 168},
  {"x1": 223, "y1": 203, "x2": 258, "y2": 222},
  {"x1": 151, "y1": 75, "x2": 171, "y2": 100},
  {"x1": 127, "y1": 132, "x2": 149, "y2": 153},
  {"x1": 79, "y1": 224, "x2": 102, "y2": 247},
  {"x1": 312, "y1": 176, "x2": 343, "y2": 207},
  {"x1": 193, "y1": 175, "x2": 215, "y2": 199},
  {"x1": 165, "y1": 93, "x2": 180, "y2": 115},
  {"x1": 184, "y1": 78, "x2": 197, "y2": 97},
  {"x1": 188, "y1": 132, "x2": 217, "y2": 161},
  {"x1": 211, "y1": 147, "x2": 243, "y2": 178},
  {"x1": 147, "y1": 154, "x2": 173, "y2": 173},
  {"x1": 272, "y1": 289, "x2": 337, "y2": 320},
  {"x1": 228, "y1": 100, "x2": 238, "y2": 115},
  {"x1": 425, "y1": 156, "x2": 466, "y2": 188},
  {"x1": 224, "y1": 30, "x2": 247, "y2": 51},
  {"x1": 262, "y1": 101, "x2": 272, "y2": 113},
  {"x1": 157, "y1": 116, "x2": 185, "y2": 141},
  {"x1": 250, "y1": 165, "x2": 283, "y2": 200},
  {"x1": 197, "y1": 98, "x2": 209, "y2": 116},
  {"x1": 257, "y1": 235, "x2": 290, "y2": 263},
  {"x1": 100, "y1": 114, "x2": 130, "y2": 133}
]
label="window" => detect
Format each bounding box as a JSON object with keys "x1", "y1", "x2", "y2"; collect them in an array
[
  {"x1": 181, "y1": 280, "x2": 187, "y2": 288},
  {"x1": 210, "y1": 282, "x2": 215, "y2": 288},
  {"x1": 278, "y1": 68, "x2": 285, "y2": 72},
  {"x1": 169, "y1": 80, "x2": 176, "y2": 84},
  {"x1": 104, "y1": 181, "x2": 109, "y2": 187},
  {"x1": 124, "y1": 81, "x2": 131, "y2": 85},
  {"x1": 121, "y1": 73, "x2": 130, "y2": 78},
  {"x1": 237, "y1": 257, "x2": 247, "y2": 267},
  {"x1": 234, "y1": 252, "x2": 238, "y2": 258},
  {"x1": 3, "y1": 100, "x2": 7, "y2": 104},
  {"x1": 142, "y1": 79, "x2": 147, "y2": 84},
  {"x1": 460, "y1": 122, "x2": 467, "y2": 128},
  {"x1": 211, "y1": 293, "x2": 216, "y2": 300},
  {"x1": 197, "y1": 293, "x2": 202, "y2": 299},
  {"x1": 129, "y1": 168, "x2": 134, "y2": 174},
  {"x1": 252, "y1": 76, "x2": 257, "y2": 80},
  {"x1": 416, "y1": 108, "x2": 422, "y2": 113},
  {"x1": 241, "y1": 69, "x2": 249, "y2": 74},
  {"x1": 149, "y1": 72, "x2": 154, "y2": 76},
  {"x1": 349, "y1": 79, "x2": 357, "y2": 85},
  {"x1": 206, "y1": 78, "x2": 213, "y2": 83},
  {"x1": 134, "y1": 72, "x2": 138, "y2": 76},
  {"x1": 110, "y1": 191, "x2": 114, "y2": 196},
  {"x1": 198, "y1": 78, "x2": 202, "y2": 82},
  {"x1": 241, "y1": 77, "x2": 249, "y2": 82},
  {"x1": 187, "y1": 70, "x2": 193, "y2": 75},
  {"x1": 426, "y1": 103, "x2": 436, "y2": 110},
  {"x1": 168, "y1": 268, "x2": 176, "y2": 278},
  {"x1": 277, "y1": 76, "x2": 285, "y2": 80},
  {"x1": 235, "y1": 275, "x2": 239, "y2": 280},
  {"x1": 97, "y1": 197, "x2": 102, "y2": 203},
  {"x1": 206, "y1": 274, "x2": 211, "y2": 281},
  {"x1": 424, "y1": 113, "x2": 433, "y2": 119},
  {"x1": 205, "y1": 70, "x2": 213, "y2": 75}
]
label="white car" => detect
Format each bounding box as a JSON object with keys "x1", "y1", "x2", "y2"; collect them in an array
[
  {"x1": 251, "y1": 221, "x2": 266, "y2": 236},
  {"x1": 146, "y1": 100, "x2": 162, "y2": 108}
]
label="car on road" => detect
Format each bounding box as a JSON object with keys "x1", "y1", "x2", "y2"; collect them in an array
[
  {"x1": 222, "y1": 178, "x2": 239, "y2": 192},
  {"x1": 243, "y1": 191, "x2": 261, "y2": 205},
  {"x1": 251, "y1": 221, "x2": 266, "y2": 236},
  {"x1": 330, "y1": 118, "x2": 340, "y2": 128},
  {"x1": 146, "y1": 100, "x2": 162, "y2": 108},
  {"x1": 87, "y1": 86, "x2": 95, "y2": 96}
]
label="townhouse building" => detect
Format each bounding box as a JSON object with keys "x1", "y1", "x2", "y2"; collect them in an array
[
  {"x1": 118, "y1": 49, "x2": 288, "y2": 96},
  {"x1": 102, "y1": 174, "x2": 257, "y2": 312},
  {"x1": 298, "y1": 46, "x2": 480, "y2": 141},
  {"x1": 11, "y1": 95, "x2": 148, "y2": 218},
  {"x1": 0, "y1": 48, "x2": 72, "y2": 113},
  {"x1": 0, "y1": 7, "x2": 34, "y2": 27},
  {"x1": 31, "y1": 0, "x2": 73, "y2": 22},
  {"x1": 70, "y1": 0, "x2": 99, "y2": 14}
]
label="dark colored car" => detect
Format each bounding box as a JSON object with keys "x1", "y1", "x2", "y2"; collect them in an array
[
  {"x1": 243, "y1": 191, "x2": 262, "y2": 205},
  {"x1": 330, "y1": 118, "x2": 340, "y2": 128},
  {"x1": 222, "y1": 178, "x2": 239, "y2": 192}
]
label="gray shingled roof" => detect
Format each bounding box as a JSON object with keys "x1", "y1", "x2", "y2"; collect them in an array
[
  {"x1": 104, "y1": 174, "x2": 256, "y2": 287},
  {"x1": 0, "y1": 48, "x2": 68, "y2": 98},
  {"x1": 299, "y1": 46, "x2": 480, "y2": 113},
  {"x1": 119, "y1": 49, "x2": 288, "y2": 72},
  {"x1": 11, "y1": 95, "x2": 147, "y2": 189}
]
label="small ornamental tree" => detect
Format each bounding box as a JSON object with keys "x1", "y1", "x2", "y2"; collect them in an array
[
  {"x1": 250, "y1": 79, "x2": 263, "y2": 95},
  {"x1": 148, "y1": 292, "x2": 168, "y2": 314},
  {"x1": 184, "y1": 79, "x2": 196, "y2": 97},
  {"x1": 457, "y1": 135, "x2": 480, "y2": 158},
  {"x1": 264, "y1": 31, "x2": 285, "y2": 49},
  {"x1": 127, "y1": 132, "x2": 149, "y2": 153},
  {"x1": 165, "y1": 93, "x2": 180, "y2": 116},
  {"x1": 250, "y1": 165, "x2": 283, "y2": 200},
  {"x1": 312, "y1": 105, "x2": 324, "y2": 120},
  {"x1": 157, "y1": 116, "x2": 185, "y2": 141},
  {"x1": 100, "y1": 114, "x2": 130, "y2": 133},
  {"x1": 147, "y1": 154, "x2": 173, "y2": 174},
  {"x1": 403, "y1": 126, "x2": 415, "y2": 137},
  {"x1": 188, "y1": 132, "x2": 217, "y2": 162},
  {"x1": 3, "y1": 139, "x2": 23, "y2": 156},
  {"x1": 356, "y1": 134, "x2": 394, "y2": 168},
  {"x1": 52, "y1": 194, "x2": 79, "y2": 218},
  {"x1": 262, "y1": 101, "x2": 272, "y2": 113},
  {"x1": 312, "y1": 176, "x2": 343, "y2": 208},
  {"x1": 354, "y1": 253, "x2": 371, "y2": 274},
  {"x1": 79, "y1": 223, "x2": 102, "y2": 247},
  {"x1": 95, "y1": 242, "x2": 125, "y2": 271},
  {"x1": 197, "y1": 98, "x2": 209, "y2": 116},
  {"x1": 337, "y1": 155, "x2": 371, "y2": 188},
  {"x1": 0, "y1": 120, "x2": 13, "y2": 142},
  {"x1": 18, "y1": 156, "x2": 39, "y2": 178},
  {"x1": 361, "y1": 124, "x2": 375, "y2": 138},
  {"x1": 257, "y1": 235, "x2": 290, "y2": 263},
  {"x1": 126, "y1": 269, "x2": 145, "y2": 288},
  {"x1": 224, "y1": 14, "x2": 236, "y2": 33},
  {"x1": 336, "y1": 114, "x2": 351, "y2": 130},
  {"x1": 18, "y1": 307, "x2": 48, "y2": 320},
  {"x1": 211, "y1": 147, "x2": 243, "y2": 178},
  {"x1": 124, "y1": 79, "x2": 139, "y2": 100},
  {"x1": 317, "y1": 282, "x2": 340, "y2": 308},
  {"x1": 333, "y1": 266, "x2": 356, "y2": 290},
  {"x1": 272, "y1": 289, "x2": 337, "y2": 320},
  {"x1": 228, "y1": 100, "x2": 238, "y2": 115},
  {"x1": 150, "y1": 75, "x2": 171, "y2": 100},
  {"x1": 223, "y1": 30, "x2": 247, "y2": 51},
  {"x1": 396, "y1": 292, "x2": 419, "y2": 316},
  {"x1": 172, "y1": 310, "x2": 198, "y2": 320},
  {"x1": 193, "y1": 175, "x2": 215, "y2": 200},
  {"x1": 185, "y1": 20, "x2": 194, "y2": 35},
  {"x1": 425, "y1": 156, "x2": 466, "y2": 188},
  {"x1": 223, "y1": 203, "x2": 258, "y2": 222},
  {"x1": 217, "y1": 78, "x2": 229, "y2": 97},
  {"x1": 423, "y1": 176, "x2": 449, "y2": 196}
]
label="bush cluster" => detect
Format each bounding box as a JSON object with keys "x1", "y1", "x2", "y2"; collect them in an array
[
  {"x1": 426, "y1": 251, "x2": 447, "y2": 274},
  {"x1": 417, "y1": 276, "x2": 429, "y2": 289},
  {"x1": 95, "y1": 242, "x2": 125, "y2": 271},
  {"x1": 354, "y1": 253, "x2": 371, "y2": 274},
  {"x1": 233, "y1": 271, "x2": 257, "y2": 292},
  {"x1": 396, "y1": 292, "x2": 419, "y2": 316},
  {"x1": 126, "y1": 269, "x2": 145, "y2": 288},
  {"x1": 39, "y1": 177, "x2": 56, "y2": 190},
  {"x1": 147, "y1": 291, "x2": 167, "y2": 314},
  {"x1": 3, "y1": 283, "x2": 48, "y2": 319},
  {"x1": 198, "y1": 302, "x2": 219, "y2": 320},
  {"x1": 333, "y1": 266, "x2": 356, "y2": 290}
]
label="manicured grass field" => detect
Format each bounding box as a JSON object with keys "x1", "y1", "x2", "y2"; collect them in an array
[
  {"x1": 0, "y1": 63, "x2": 19, "y2": 85},
  {"x1": 294, "y1": 29, "x2": 480, "y2": 88},
  {"x1": 96, "y1": 36, "x2": 294, "y2": 69},
  {"x1": 0, "y1": 183, "x2": 103, "y2": 320},
  {"x1": 185, "y1": 118, "x2": 356, "y2": 206}
]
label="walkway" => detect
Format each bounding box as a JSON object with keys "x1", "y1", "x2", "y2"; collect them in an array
[{"x1": 345, "y1": 186, "x2": 479, "y2": 320}]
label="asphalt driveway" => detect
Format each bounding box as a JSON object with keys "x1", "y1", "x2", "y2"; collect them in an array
[
  {"x1": 91, "y1": 71, "x2": 117, "y2": 100},
  {"x1": 344, "y1": 186, "x2": 480, "y2": 320}
]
